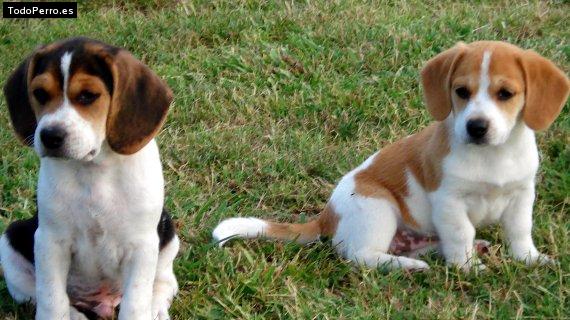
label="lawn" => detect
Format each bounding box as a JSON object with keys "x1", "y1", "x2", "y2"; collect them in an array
[{"x1": 0, "y1": 0, "x2": 569, "y2": 319}]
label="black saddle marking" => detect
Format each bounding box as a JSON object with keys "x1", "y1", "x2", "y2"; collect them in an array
[
  {"x1": 158, "y1": 208, "x2": 176, "y2": 250},
  {"x1": 5, "y1": 213, "x2": 38, "y2": 264}
]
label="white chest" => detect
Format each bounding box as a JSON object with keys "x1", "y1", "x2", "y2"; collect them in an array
[
  {"x1": 35, "y1": 141, "x2": 165, "y2": 290},
  {"x1": 437, "y1": 127, "x2": 538, "y2": 227},
  {"x1": 450, "y1": 177, "x2": 532, "y2": 226}
]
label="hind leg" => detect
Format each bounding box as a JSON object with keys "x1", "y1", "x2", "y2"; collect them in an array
[
  {"x1": 151, "y1": 235, "x2": 179, "y2": 320},
  {"x1": 332, "y1": 196, "x2": 429, "y2": 270},
  {"x1": 0, "y1": 234, "x2": 36, "y2": 303}
]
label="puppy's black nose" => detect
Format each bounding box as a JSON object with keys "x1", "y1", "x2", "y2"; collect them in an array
[
  {"x1": 40, "y1": 127, "x2": 67, "y2": 149},
  {"x1": 466, "y1": 118, "x2": 489, "y2": 140}
]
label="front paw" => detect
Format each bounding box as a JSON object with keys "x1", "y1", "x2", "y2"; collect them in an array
[
  {"x1": 448, "y1": 258, "x2": 487, "y2": 273},
  {"x1": 118, "y1": 308, "x2": 151, "y2": 320},
  {"x1": 518, "y1": 253, "x2": 556, "y2": 266},
  {"x1": 152, "y1": 298, "x2": 173, "y2": 320},
  {"x1": 152, "y1": 307, "x2": 171, "y2": 320}
]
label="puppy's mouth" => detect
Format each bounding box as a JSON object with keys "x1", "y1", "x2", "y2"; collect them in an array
[
  {"x1": 467, "y1": 137, "x2": 488, "y2": 145},
  {"x1": 40, "y1": 148, "x2": 99, "y2": 161},
  {"x1": 40, "y1": 149, "x2": 67, "y2": 159},
  {"x1": 81, "y1": 149, "x2": 99, "y2": 161}
]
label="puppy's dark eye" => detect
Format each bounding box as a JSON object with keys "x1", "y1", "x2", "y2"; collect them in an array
[
  {"x1": 497, "y1": 89, "x2": 513, "y2": 101},
  {"x1": 76, "y1": 90, "x2": 100, "y2": 106},
  {"x1": 33, "y1": 88, "x2": 50, "y2": 105},
  {"x1": 455, "y1": 87, "x2": 471, "y2": 100}
]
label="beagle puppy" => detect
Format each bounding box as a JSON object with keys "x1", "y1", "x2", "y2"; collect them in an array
[
  {"x1": 213, "y1": 41, "x2": 570, "y2": 271},
  {"x1": 0, "y1": 38, "x2": 179, "y2": 320}
]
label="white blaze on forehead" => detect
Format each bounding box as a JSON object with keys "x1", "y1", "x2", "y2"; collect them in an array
[
  {"x1": 453, "y1": 49, "x2": 514, "y2": 145},
  {"x1": 60, "y1": 52, "x2": 73, "y2": 99},
  {"x1": 477, "y1": 51, "x2": 492, "y2": 98}
]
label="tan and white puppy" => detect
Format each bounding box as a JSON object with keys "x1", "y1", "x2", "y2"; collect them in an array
[
  {"x1": 0, "y1": 38, "x2": 179, "y2": 320},
  {"x1": 213, "y1": 41, "x2": 570, "y2": 271}
]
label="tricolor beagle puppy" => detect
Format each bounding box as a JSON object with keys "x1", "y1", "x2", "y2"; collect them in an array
[
  {"x1": 213, "y1": 41, "x2": 570, "y2": 271},
  {"x1": 0, "y1": 38, "x2": 179, "y2": 319}
]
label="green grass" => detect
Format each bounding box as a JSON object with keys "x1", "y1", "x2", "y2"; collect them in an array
[{"x1": 1, "y1": 0, "x2": 569, "y2": 318}]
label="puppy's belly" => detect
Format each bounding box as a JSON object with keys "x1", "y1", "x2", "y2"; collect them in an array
[
  {"x1": 388, "y1": 229, "x2": 438, "y2": 255},
  {"x1": 387, "y1": 229, "x2": 491, "y2": 256},
  {"x1": 67, "y1": 233, "x2": 126, "y2": 318}
]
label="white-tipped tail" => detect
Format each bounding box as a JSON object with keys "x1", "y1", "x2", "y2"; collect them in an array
[{"x1": 212, "y1": 217, "x2": 268, "y2": 246}]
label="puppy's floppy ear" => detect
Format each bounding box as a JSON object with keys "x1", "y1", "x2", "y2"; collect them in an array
[
  {"x1": 3, "y1": 56, "x2": 37, "y2": 146},
  {"x1": 105, "y1": 50, "x2": 173, "y2": 155},
  {"x1": 519, "y1": 50, "x2": 570, "y2": 131},
  {"x1": 421, "y1": 42, "x2": 467, "y2": 121}
]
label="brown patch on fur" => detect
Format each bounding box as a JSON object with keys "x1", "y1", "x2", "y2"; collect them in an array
[
  {"x1": 354, "y1": 122, "x2": 450, "y2": 228},
  {"x1": 67, "y1": 72, "x2": 111, "y2": 135},
  {"x1": 265, "y1": 205, "x2": 339, "y2": 243},
  {"x1": 102, "y1": 50, "x2": 173, "y2": 155},
  {"x1": 82, "y1": 42, "x2": 107, "y2": 53},
  {"x1": 318, "y1": 205, "x2": 340, "y2": 237},
  {"x1": 39, "y1": 42, "x2": 63, "y2": 54},
  {"x1": 518, "y1": 50, "x2": 570, "y2": 130},
  {"x1": 421, "y1": 42, "x2": 467, "y2": 121},
  {"x1": 449, "y1": 51, "x2": 483, "y2": 114},
  {"x1": 29, "y1": 71, "x2": 63, "y2": 116},
  {"x1": 489, "y1": 76, "x2": 525, "y2": 120},
  {"x1": 487, "y1": 48, "x2": 526, "y2": 120}
]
